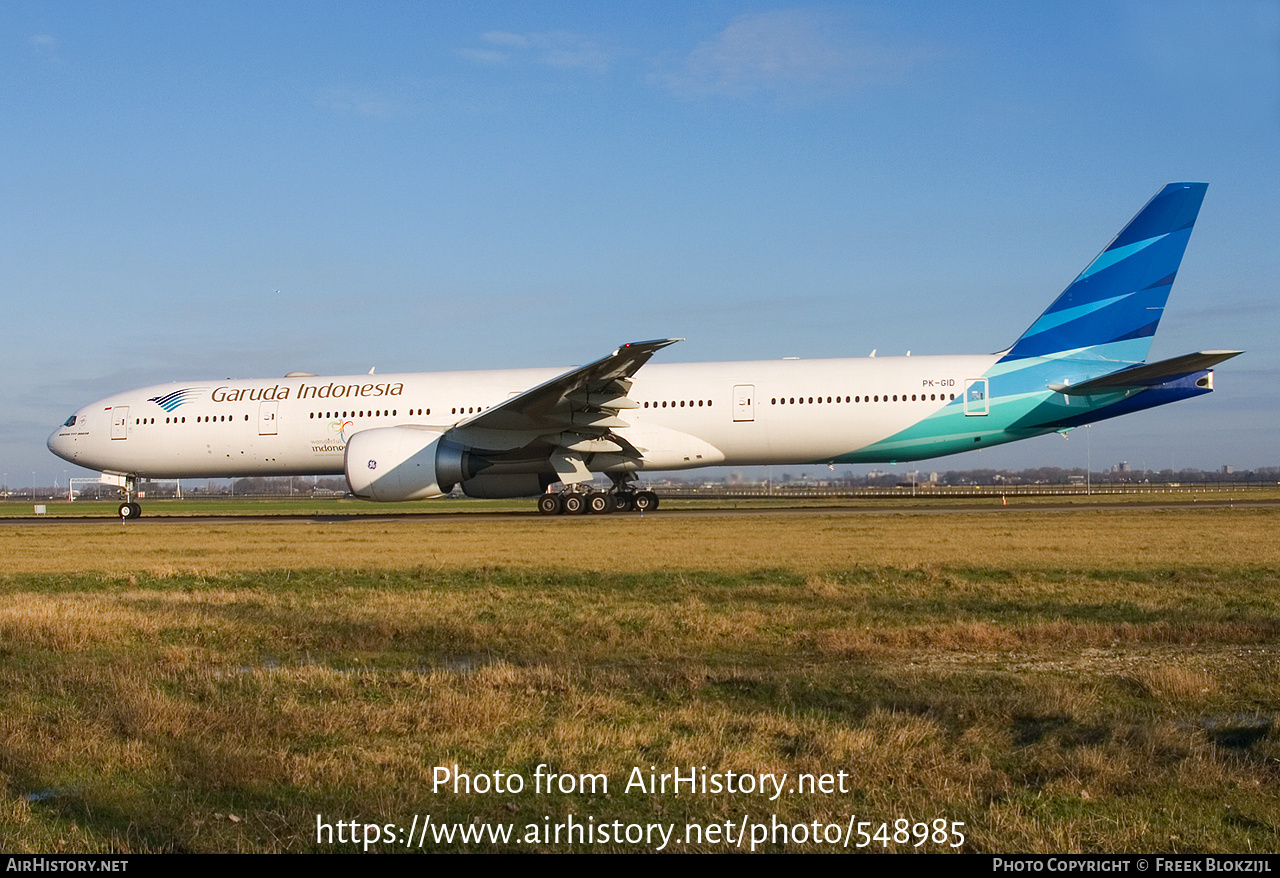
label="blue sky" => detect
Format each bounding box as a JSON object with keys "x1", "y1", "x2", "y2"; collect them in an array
[{"x1": 4, "y1": 2, "x2": 1278, "y2": 488}]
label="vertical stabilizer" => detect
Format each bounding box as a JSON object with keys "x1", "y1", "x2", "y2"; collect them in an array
[{"x1": 1001, "y1": 183, "x2": 1207, "y2": 364}]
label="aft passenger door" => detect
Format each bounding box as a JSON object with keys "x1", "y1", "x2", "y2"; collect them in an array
[{"x1": 964, "y1": 378, "x2": 989, "y2": 416}]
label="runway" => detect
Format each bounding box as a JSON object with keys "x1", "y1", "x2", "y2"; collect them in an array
[{"x1": 3, "y1": 496, "x2": 1274, "y2": 526}]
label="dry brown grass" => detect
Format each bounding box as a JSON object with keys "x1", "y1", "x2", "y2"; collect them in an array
[
  {"x1": 1133, "y1": 666, "x2": 1219, "y2": 700},
  {"x1": 2, "y1": 506, "x2": 1279, "y2": 576}
]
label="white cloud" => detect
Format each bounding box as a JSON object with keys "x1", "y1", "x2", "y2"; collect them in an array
[
  {"x1": 481, "y1": 31, "x2": 531, "y2": 48},
  {"x1": 657, "y1": 9, "x2": 930, "y2": 101},
  {"x1": 456, "y1": 47, "x2": 510, "y2": 66},
  {"x1": 458, "y1": 30, "x2": 617, "y2": 74},
  {"x1": 29, "y1": 33, "x2": 61, "y2": 62},
  {"x1": 315, "y1": 87, "x2": 398, "y2": 118}
]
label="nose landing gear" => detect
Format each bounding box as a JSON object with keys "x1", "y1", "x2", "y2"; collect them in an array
[{"x1": 115, "y1": 475, "x2": 142, "y2": 519}]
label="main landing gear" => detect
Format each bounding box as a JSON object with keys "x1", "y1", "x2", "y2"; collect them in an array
[{"x1": 537, "y1": 488, "x2": 660, "y2": 515}]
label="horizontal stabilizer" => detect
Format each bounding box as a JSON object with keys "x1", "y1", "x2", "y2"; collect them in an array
[{"x1": 1050, "y1": 350, "x2": 1243, "y2": 395}]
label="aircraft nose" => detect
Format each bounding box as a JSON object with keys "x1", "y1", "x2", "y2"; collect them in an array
[
  {"x1": 48, "y1": 420, "x2": 75, "y2": 462},
  {"x1": 48, "y1": 427, "x2": 66, "y2": 459}
]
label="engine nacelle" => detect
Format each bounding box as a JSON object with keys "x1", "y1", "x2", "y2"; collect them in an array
[{"x1": 344, "y1": 426, "x2": 479, "y2": 501}]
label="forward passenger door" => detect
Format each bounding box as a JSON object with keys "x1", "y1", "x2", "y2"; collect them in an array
[{"x1": 733, "y1": 385, "x2": 755, "y2": 422}]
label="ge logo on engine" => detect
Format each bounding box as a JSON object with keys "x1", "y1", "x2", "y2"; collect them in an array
[{"x1": 367, "y1": 460, "x2": 377, "y2": 470}]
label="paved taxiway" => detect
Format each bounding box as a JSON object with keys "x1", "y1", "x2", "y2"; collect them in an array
[{"x1": 3, "y1": 497, "x2": 1275, "y2": 527}]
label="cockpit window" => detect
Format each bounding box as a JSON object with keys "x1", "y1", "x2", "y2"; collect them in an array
[{"x1": 63, "y1": 415, "x2": 77, "y2": 427}]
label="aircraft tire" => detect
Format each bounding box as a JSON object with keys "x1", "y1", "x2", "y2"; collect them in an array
[
  {"x1": 588, "y1": 492, "x2": 615, "y2": 514},
  {"x1": 537, "y1": 494, "x2": 563, "y2": 516},
  {"x1": 119, "y1": 502, "x2": 142, "y2": 519},
  {"x1": 613, "y1": 493, "x2": 634, "y2": 512},
  {"x1": 562, "y1": 493, "x2": 587, "y2": 515},
  {"x1": 633, "y1": 491, "x2": 659, "y2": 513}
]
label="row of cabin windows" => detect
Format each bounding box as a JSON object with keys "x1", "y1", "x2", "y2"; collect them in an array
[
  {"x1": 312, "y1": 406, "x2": 494, "y2": 416},
  {"x1": 638, "y1": 393, "x2": 957, "y2": 410},
  {"x1": 139, "y1": 407, "x2": 487, "y2": 425},
  {"x1": 140, "y1": 408, "x2": 441, "y2": 426},
  {"x1": 135, "y1": 415, "x2": 247, "y2": 424},
  {"x1": 141, "y1": 394, "x2": 957, "y2": 428},
  {"x1": 642, "y1": 400, "x2": 713, "y2": 409},
  {"x1": 141, "y1": 415, "x2": 247, "y2": 424},
  {"x1": 771, "y1": 393, "x2": 957, "y2": 405},
  {"x1": 308, "y1": 409, "x2": 413, "y2": 419}
]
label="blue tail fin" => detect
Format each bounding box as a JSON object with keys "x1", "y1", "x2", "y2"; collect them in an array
[{"x1": 1001, "y1": 183, "x2": 1207, "y2": 364}]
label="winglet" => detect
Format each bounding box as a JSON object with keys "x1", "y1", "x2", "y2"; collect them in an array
[{"x1": 616, "y1": 338, "x2": 683, "y2": 356}]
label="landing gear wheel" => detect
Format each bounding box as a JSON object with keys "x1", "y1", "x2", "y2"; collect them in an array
[
  {"x1": 633, "y1": 491, "x2": 659, "y2": 513},
  {"x1": 562, "y1": 493, "x2": 587, "y2": 515},
  {"x1": 613, "y1": 493, "x2": 634, "y2": 512},
  {"x1": 587, "y1": 492, "x2": 616, "y2": 514},
  {"x1": 537, "y1": 494, "x2": 564, "y2": 516},
  {"x1": 119, "y1": 502, "x2": 142, "y2": 519}
]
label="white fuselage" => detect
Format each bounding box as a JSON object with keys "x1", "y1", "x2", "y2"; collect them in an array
[{"x1": 48, "y1": 353, "x2": 1001, "y2": 480}]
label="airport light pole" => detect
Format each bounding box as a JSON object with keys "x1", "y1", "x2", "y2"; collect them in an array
[{"x1": 1085, "y1": 425, "x2": 1091, "y2": 495}]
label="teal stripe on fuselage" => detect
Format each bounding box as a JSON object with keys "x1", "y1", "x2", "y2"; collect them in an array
[
  {"x1": 983, "y1": 338, "x2": 1153, "y2": 397},
  {"x1": 831, "y1": 346, "x2": 1140, "y2": 463},
  {"x1": 834, "y1": 384, "x2": 1128, "y2": 464}
]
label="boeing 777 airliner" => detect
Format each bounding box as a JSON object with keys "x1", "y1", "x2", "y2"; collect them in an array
[{"x1": 49, "y1": 183, "x2": 1240, "y2": 517}]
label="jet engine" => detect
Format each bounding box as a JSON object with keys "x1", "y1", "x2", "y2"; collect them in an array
[{"x1": 344, "y1": 426, "x2": 484, "y2": 501}]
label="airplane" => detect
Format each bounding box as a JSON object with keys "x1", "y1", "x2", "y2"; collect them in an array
[{"x1": 49, "y1": 183, "x2": 1241, "y2": 518}]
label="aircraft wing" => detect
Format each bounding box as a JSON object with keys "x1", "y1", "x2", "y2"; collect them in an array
[
  {"x1": 1050, "y1": 350, "x2": 1243, "y2": 396},
  {"x1": 455, "y1": 338, "x2": 682, "y2": 433}
]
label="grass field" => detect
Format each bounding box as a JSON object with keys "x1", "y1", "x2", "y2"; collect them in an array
[{"x1": 1, "y1": 504, "x2": 1278, "y2": 852}]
